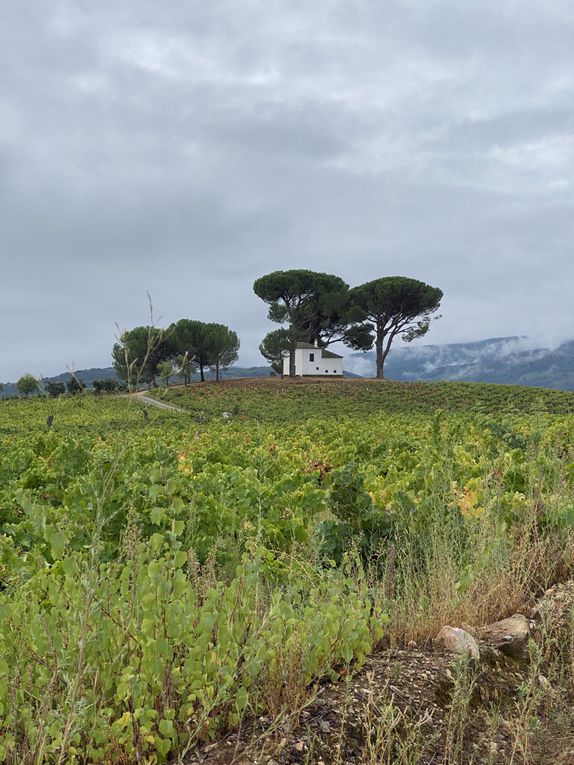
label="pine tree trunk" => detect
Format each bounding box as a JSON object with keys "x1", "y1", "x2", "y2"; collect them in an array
[
  {"x1": 375, "y1": 333, "x2": 385, "y2": 379},
  {"x1": 289, "y1": 348, "x2": 296, "y2": 377}
]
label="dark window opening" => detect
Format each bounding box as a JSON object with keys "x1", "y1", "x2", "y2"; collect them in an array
[{"x1": 309, "y1": 353, "x2": 315, "y2": 362}]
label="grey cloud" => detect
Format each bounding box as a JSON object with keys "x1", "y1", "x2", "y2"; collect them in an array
[{"x1": 1, "y1": 0, "x2": 574, "y2": 379}]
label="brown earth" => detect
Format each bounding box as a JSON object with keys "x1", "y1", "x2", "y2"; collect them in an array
[{"x1": 186, "y1": 377, "x2": 377, "y2": 388}]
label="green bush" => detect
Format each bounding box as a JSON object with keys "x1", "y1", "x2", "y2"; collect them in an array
[
  {"x1": 320, "y1": 462, "x2": 392, "y2": 563},
  {"x1": 0, "y1": 538, "x2": 384, "y2": 763},
  {"x1": 45, "y1": 381, "x2": 66, "y2": 398}
]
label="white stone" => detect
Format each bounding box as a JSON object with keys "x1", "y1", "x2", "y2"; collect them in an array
[{"x1": 436, "y1": 626, "x2": 480, "y2": 660}]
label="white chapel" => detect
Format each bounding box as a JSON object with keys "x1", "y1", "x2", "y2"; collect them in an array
[{"x1": 282, "y1": 341, "x2": 343, "y2": 377}]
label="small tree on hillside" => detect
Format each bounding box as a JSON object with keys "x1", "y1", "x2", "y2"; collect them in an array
[
  {"x1": 174, "y1": 353, "x2": 196, "y2": 386},
  {"x1": 157, "y1": 361, "x2": 175, "y2": 387},
  {"x1": 259, "y1": 328, "x2": 292, "y2": 375},
  {"x1": 169, "y1": 319, "x2": 209, "y2": 381},
  {"x1": 67, "y1": 376, "x2": 86, "y2": 395},
  {"x1": 350, "y1": 276, "x2": 443, "y2": 379},
  {"x1": 168, "y1": 320, "x2": 239, "y2": 383},
  {"x1": 112, "y1": 325, "x2": 171, "y2": 390},
  {"x1": 93, "y1": 379, "x2": 119, "y2": 394},
  {"x1": 206, "y1": 324, "x2": 240, "y2": 382},
  {"x1": 46, "y1": 381, "x2": 66, "y2": 397},
  {"x1": 17, "y1": 374, "x2": 40, "y2": 397}
]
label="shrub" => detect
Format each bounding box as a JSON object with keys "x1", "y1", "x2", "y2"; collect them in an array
[
  {"x1": 93, "y1": 379, "x2": 120, "y2": 394},
  {"x1": 0, "y1": 540, "x2": 384, "y2": 763},
  {"x1": 66, "y1": 376, "x2": 86, "y2": 395},
  {"x1": 320, "y1": 463, "x2": 392, "y2": 564},
  {"x1": 45, "y1": 381, "x2": 66, "y2": 398}
]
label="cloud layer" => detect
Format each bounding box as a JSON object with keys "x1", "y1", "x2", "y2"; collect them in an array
[{"x1": 1, "y1": 0, "x2": 573, "y2": 378}]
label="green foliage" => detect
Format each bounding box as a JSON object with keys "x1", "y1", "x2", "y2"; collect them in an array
[
  {"x1": 168, "y1": 319, "x2": 204, "y2": 380},
  {"x1": 253, "y1": 269, "x2": 351, "y2": 374},
  {"x1": 253, "y1": 270, "x2": 347, "y2": 311},
  {"x1": 112, "y1": 326, "x2": 171, "y2": 389},
  {"x1": 16, "y1": 373, "x2": 40, "y2": 397},
  {"x1": 66, "y1": 376, "x2": 86, "y2": 395},
  {"x1": 157, "y1": 361, "x2": 175, "y2": 387},
  {"x1": 0, "y1": 539, "x2": 381, "y2": 762},
  {"x1": 45, "y1": 381, "x2": 66, "y2": 398},
  {"x1": 173, "y1": 353, "x2": 196, "y2": 386},
  {"x1": 259, "y1": 328, "x2": 291, "y2": 374},
  {"x1": 153, "y1": 379, "x2": 574, "y2": 421},
  {"x1": 350, "y1": 276, "x2": 443, "y2": 378},
  {"x1": 254, "y1": 271, "x2": 443, "y2": 377},
  {"x1": 112, "y1": 317, "x2": 240, "y2": 389},
  {"x1": 2, "y1": 383, "x2": 574, "y2": 761},
  {"x1": 205, "y1": 324, "x2": 240, "y2": 381},
  {"x1": 168, "y1": 319, "x2": 240, "y2": 382},
  {"x1": 320, "y1": 463, "x2": 392, "y2": 563},
  {"x1": 92, "y1": 378, "x2": 121, "y2": 394}
]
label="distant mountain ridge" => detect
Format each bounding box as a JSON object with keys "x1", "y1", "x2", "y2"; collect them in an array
[
  {"x1": 347, "y1": 336, "x2": 574, "y2": 390},
  {"x1": 3, "y1": 337, "x2": 574, "y2": 395}
]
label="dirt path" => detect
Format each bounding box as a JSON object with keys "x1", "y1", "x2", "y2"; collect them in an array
[{"x1": 130, "y1": 390, "x2": 186, "y2": 412}]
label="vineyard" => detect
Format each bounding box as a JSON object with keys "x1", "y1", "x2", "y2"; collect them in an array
[{"x1": 2, "y1": 381, "x2": 574, "y2": 763}]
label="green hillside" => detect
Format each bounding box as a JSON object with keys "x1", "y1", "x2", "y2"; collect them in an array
[
  {"x1": 2, "y1": 382, "x2": 574, "y2": 762},
  {"x1": 150, "y1": 377, "x2": 574, "y2": 420}
]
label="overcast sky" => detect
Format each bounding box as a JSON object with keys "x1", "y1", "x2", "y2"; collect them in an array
[{"x1": 1, "y1": 0, "x2": 573, "y2": 379}]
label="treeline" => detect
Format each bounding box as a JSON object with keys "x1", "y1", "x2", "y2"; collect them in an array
[
  {"x1": 2, "y1": 271, "x2": 443, "y2": 398},
  {"x1": 112, "y1": 319, "x2": 240, "y2": 390},
  {"x1": 1, "y1": 374, "x2": 124, "y2": 399},
  {"x1": 254, "y1": 270, "x2": 443, "y2": 378}
]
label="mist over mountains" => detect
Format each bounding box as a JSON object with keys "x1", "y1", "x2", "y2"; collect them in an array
[{"x1": 346, "y1": 337, "x2": 574, "y2": 390}]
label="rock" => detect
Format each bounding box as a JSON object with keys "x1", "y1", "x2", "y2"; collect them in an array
[
  {"x1": 435, "y1": 626, "x2": 480, "y2": 660},
  {"x1": 481, "y1": 614, "x2": 530, "y2": 658}
]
